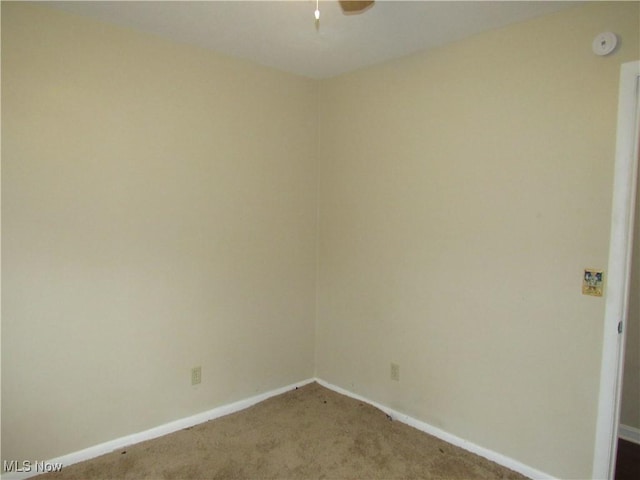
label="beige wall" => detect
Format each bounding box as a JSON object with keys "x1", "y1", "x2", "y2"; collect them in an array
[
  {"x1": 621, "y1": 161, "x2": 640, "y2": 430},
  {"x1": 3, "y1": 1, "x2": 640, "y2": 479},
  {"x1": 316, "y1": 2, "x2": 639, "y2": 478},
  {"x1": 1, "y1": 3, "x2": 317, "y2": 463}
]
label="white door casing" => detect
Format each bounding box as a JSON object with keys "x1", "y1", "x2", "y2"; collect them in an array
[{"x1": 593, "y1": 60, "x2": 640, "y2": 480}]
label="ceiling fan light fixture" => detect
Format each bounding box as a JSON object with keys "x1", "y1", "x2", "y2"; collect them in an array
[{"x1": 339, "y1": 0, "x2": 375, "y2": 14}]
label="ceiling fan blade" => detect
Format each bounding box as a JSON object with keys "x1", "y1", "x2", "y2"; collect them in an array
[{"x1": 339, "y1": 1, "x2": 375, "y2": 14}]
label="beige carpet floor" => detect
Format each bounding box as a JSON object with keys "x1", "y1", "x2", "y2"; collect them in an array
[{"x1": 37, "y1": 382, "x2": 529, "y2": 480}]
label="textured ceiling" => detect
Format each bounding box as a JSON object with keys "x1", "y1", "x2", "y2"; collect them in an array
[{"x1": 44, "y1": 1, "x2": 579, "y2": 79}]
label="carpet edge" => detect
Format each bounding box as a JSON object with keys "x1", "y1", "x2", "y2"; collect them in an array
[
  {"x1": 315, "y1": 377, "x2": 557, "y2": 480},
  {"x1": 3, "y1": 377, "x2": 557, "y2": 480},
  {"x1": 0, "y1": 378, "x2": 316, "y2": 480}
]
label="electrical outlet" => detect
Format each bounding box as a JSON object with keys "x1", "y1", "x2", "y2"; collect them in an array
[
  {"x1": 390, "y1": 363, "x2": 400, "y2": 381},
  {"x1": 191, "y1": 366, "x2": 201, "y2": 385}
]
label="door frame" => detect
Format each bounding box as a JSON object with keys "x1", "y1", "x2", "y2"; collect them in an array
[{"x1": 593, "y1": 60, "x2": 640, "y2": 479}]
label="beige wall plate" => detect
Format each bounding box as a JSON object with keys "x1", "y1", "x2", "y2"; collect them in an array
[{"x1": 583, "y1": 269, "x2": 604, "y2": 296}]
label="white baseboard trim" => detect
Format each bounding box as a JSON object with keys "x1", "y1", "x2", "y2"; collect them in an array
[
  {"x1": 3, "y1": 377, "x2": 555, "y2": 480},
  {"x1": 1, "y1": 378, "x2": 315, "y2": 480},
  {"x1": 619, "y1": 424, "x2": 640, "y2": 445},
  {"x1": 315, "y1": 378, "x2": 556, "y2": 480}
]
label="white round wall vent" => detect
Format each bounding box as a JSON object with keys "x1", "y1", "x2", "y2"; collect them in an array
[{"x1": 592, "y1": 32, "x2": 618, "y2": 56}]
